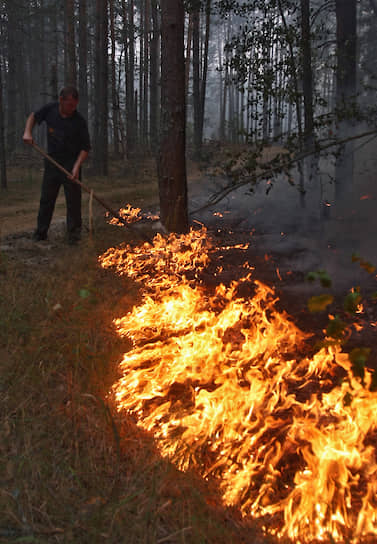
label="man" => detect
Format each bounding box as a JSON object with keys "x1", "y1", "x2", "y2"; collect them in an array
[{"x1": 23, "y1": 86, "x2": 91, "y2": 244}]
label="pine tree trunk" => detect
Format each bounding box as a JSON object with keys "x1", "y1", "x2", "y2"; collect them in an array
[
  {"x1": 0, "y1": 61, "x2": 7, "y2": 190},
  {"x1": 335, "y1": 0, "x2": 357, "y2": 203},
  {"x1": 121, "y1": 0, "x2": 136, "y2": 156},
  {"x1": 143, "y1": 0, "x2": 150, "y2": 146},
  {"x1": 218, "y1": 29, "x2": 225, "y2": 141},
  {"x1": 5, "y1": 1, "x2": 18, "y2": 153},
  {"x1": 93, "y1": 0, "x2": 108, "y2": 175},
  {"x1": 192, "y1": 4, "x2": 201, "y2": 156},
  {"x1": 64, "y1": 0, "x2": 77, "y2": 86},
  {"x1": 185, "y1": 13, "x2": 193, "y2": 98},
  {"x1": 199, "y1": 0, "x2": 211, "y2": 146},
  {"x1": 79, "y1": 0, "x2": 89, "y2": 121},
  {"x1": 149, "y1": 0, "x2": 159, "y2": 150},
  {"x1": 301, "y1": 0, "x2": 314, "y2": 149},
  {"x1": 110, "y1": 0, "x2": 120, "y2": 156},
  {"x1": 158, "y1": 0, "x2": 189, "y2": 234},
  {"x1": 139, "y1": 0, "x2": 144, "y2": 144}
]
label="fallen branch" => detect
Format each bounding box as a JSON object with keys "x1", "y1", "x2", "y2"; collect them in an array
[{"x1": 190, "y1": 128, "x2": 377, "y2": 214}]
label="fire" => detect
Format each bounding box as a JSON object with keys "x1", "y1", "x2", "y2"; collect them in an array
[
  {"x1": 107, "y1": 204, "x2": 142, "y2": 226},
  {"x1": 99, "y1": 226, "x2": 377, "y2": 543}
]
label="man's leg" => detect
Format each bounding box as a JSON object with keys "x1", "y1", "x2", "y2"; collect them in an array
[
  {"x1": 64, "y1": 180, "x2": 82, "y2": 243},
  {"x1": 34, "y1": 163, "x2": 61, "y2": 240}
]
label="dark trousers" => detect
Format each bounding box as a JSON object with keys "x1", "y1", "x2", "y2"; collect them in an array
[{"x1": 36, "y1": 160, "x2": 82, "y2": 239}]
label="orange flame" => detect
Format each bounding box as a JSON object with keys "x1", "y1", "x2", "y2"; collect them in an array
[
  {"x1": 107, "y1": 204, "x2": 142, "y2": 226},
  {"x1": 99, "y1": 227, "x2": 377, "y2": 543}
]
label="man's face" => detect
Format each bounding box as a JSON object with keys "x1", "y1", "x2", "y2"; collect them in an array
[{"x1": 59, "y1": 95, "x2": 78, "y2": 117}]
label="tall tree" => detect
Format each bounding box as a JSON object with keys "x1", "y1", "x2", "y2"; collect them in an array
[
  {"x1": 192, "y1": 0, "x2": 212, "y2": 155},
  {"x1": 110, "y1": 0, "x2": 120, "y2": 156},
  {"x1": 93, "y1": 0, "x2": 108, "y2": 175},
  {"x1": 158, "y1": 0, "x2": 189, "y2": 233},
  {"x1": 335, "y1": 0, "x2": 357, "y2": 202},
  {"x1": 122, "y1": 0, "x2": 136, "y2": 155},
  {"x1": 199, "y1": 0, "x2": 212, "y2": 146},
  {"x1": 0, "y1": 60, "x2": 7, "y2": 190},
  {"x1": 5, "y1": 0, "x2": 19, "y2": 152},
  {"x1": 79, "y1": 0, "x2": 89, "y2": 121},
  {"x1": 142, "y1": 0, "x2": 150, "y2": 145},
  {"x1": 192, "y1": 2, "x2": 201, "y2": 155},
  {"x1": 64, "y1": 0, "x2": 77, "y2": 86},
  {"x1": 149, "y1": 0, "x2": 160, "y2": 150},
  {"x1": 300, "y1": 0, "x2": 314, "y2": 149}
]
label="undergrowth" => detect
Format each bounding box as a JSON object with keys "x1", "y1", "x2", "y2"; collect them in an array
[{"x1": 0, "y1": 159, "x2": 261, "y2": 543}]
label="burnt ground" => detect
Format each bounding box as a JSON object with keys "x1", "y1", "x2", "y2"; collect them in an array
[{"x1": 187, "y1": 170, "x2": 377, "y2": 372}]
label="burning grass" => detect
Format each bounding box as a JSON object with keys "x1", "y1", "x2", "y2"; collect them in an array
[
  {"x1": 0, "y1": 226, "x2": 260, "y2": 543},
  {"x1": 3, "y1": 152, "x2": 377, "y2": 543},
  {"x1": 99, "y1": 226, "x2": 377, "y2": 544}
]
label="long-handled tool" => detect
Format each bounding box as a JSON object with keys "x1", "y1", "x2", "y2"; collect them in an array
[{"x1": 31, "y1": 142, "x2": 152, "y2": 243}]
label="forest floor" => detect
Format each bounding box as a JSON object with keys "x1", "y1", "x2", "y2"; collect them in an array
[{"x1": 1, "y1": 145, "x2": 377, "y2": 543}]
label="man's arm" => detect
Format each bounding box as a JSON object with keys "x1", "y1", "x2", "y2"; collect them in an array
[
  {"x1": 71, "y1": 150, "x2": 89, "y2": 181},
  {"x1": 22, "y1": 113, "x2": 36, "y2": 145}
]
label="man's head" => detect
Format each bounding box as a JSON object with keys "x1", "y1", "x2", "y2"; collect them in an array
[{"x1": 59, "y1": 86, "x2": 79, "y2": 118}]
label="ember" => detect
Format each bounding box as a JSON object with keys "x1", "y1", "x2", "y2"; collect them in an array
[{"x1": 99, "y1": 226, "x2": 377, "y2": 543}]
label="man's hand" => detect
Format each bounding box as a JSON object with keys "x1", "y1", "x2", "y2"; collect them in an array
[
  {"x1": 70, "y1": 164, "x2": 80, "y2": 182},
  {"x1": 70, "y1": 151, "x2": 89, "y2": 183},
  {"x1": 23, "y1": 113, "x2": 36, "y2": 145},
  {"x1": 22, "y1": 130, "x2": 33, "y2": 145}
]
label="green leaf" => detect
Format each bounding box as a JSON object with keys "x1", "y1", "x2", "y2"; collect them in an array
[
  {"x1": 305, "y1": 271, "x2": 317, "y2": 283},
  {"x1": 308, "y1": 294, "x2": 334, "y2": 313},
  {"x1": 317, "y1": 270, "x2": 332, "y2": 288},
  {"x1": 349, "y1": 347, "x2": 371, "y2": 383},
  {"x1": 79, "y1": 288, "x2": 91, "y2": 299},
  {"x1": 343, "y1": 290, "x2": 362, "y2": 313},
  {"x1": 326, "y1": 315, "x2": 347, "y2": 340},
  {"x1": 305, "y1": 270, "x2": 331, "y2": 287}
]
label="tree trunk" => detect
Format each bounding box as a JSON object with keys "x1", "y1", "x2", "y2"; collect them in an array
[
  {"x1": 158, "y1": 0, "x2": 189, "y2": 234},
  {"x1": 300, "y1": 0, "x2": 314, "y2": 149},
  {"x1": 139, "y1": 0, "x2": 144, "y2": 144},
  {"x1": 192, "y1": 4, "x2": 201, "y2": 156},
  {"x1": 185, "y1": 13, "x2": 193, "y2": 97},
  {"x1": 78, "y1": 0, "x2": 89, "y2": 121},
  {"x1": 143, "y1": 0, "x2": 150, "y2": 146},
  {"x1": 149, "y1": 0, "x2": 159, "y2": 150},
  {"x1": 0, "y1": 61, "x2": 7, "y2": 190},
  {"x1": 121, "y1": 0, "x2": 136, "y2": 156},
  {"x1": 110, "y1": 0, "x2": 120, "y2": 156},
  {"x1": 277, "y1": 0, "x2": 303, "y2": 146},
  {"x1": 218, "y1": 28, "x2": 226, "y2": 140},
  {"x1": 64, "y1": 0, "x2": 77, "y2": 86},
  {"x1": 335, "y1": 0, "x2": 357, "y2": 203},
  {"x1": 93, "y1": 0, "x2": 108, "y2": 175},
  {"x1": 199, "y1": 0, "x2": 211, "y2": 146},
  {"x1": 5, "y1": 0, "x2": 18, "y2": 153}
]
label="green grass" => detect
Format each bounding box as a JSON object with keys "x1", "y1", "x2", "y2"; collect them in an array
[{"x1": 0, "y1": 159, "x2": 264, "y2": 544}]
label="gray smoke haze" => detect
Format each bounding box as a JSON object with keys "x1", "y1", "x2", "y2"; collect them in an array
[{"x1": 189, "y1": 138, "x2": 377, "y2": 295}]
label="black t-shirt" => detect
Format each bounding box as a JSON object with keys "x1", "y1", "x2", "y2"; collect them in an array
[{"x1": 34, "y1": 102, "x2": 91, "y2": 160}]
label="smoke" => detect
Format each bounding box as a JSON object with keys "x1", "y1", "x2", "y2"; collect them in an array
[{"x1": 189, "y1": 139, "x2": 377, "y2": 295}]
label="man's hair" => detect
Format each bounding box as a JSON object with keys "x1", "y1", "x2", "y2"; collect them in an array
[{"x1": 60, "y1": 86, "x2": 79, "y2": 100}]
